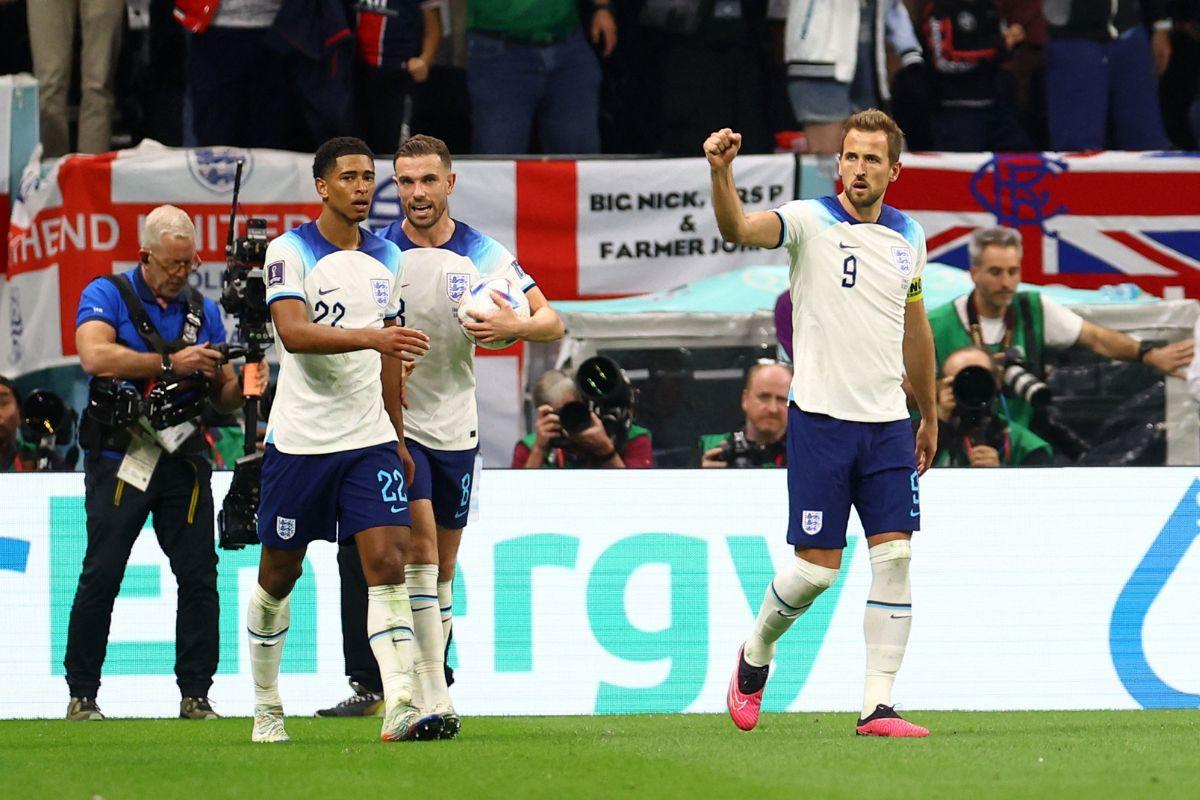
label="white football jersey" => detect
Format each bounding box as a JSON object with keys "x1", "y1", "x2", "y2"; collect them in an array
[
  {"x1": 777, "y1": 196, "x2": 927, "y2": 422},
  {"x1": 378, "y1": 219, "x2": 536, "y2": 451},
  {"x1": 263, "y1": 221, "x2": 404, "y2": 454}
]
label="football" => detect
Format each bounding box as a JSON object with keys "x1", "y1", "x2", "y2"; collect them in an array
[{"x1": 456, "y1": 276, "x2": 531, "y2": 350}]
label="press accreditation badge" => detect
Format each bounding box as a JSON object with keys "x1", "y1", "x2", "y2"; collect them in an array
[
  {"x1": 117, "y1": 434, "x2": 162, "y2": 491},
  {"x1": 155, "y1": 420, "x2": 199, "y2": 454}
]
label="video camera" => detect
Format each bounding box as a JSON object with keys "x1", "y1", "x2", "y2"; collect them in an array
[
  {"x1": 716, "y1": 430, "x2": 785, "y2": 468},
  {"x1": 217, "y1": 159, "x2": 272, "y2": 550},
  {"x1": 553, "y1": 356, "x2": 635, "y2": 450},
  {"x1": 20, "y1": 388, "x2": 78, "y2": 471},
  {"x1": 998, "y1": 348, "x2": 1090, "y2": 460}
]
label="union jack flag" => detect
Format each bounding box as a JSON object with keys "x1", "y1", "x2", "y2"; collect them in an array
[{"x1": 887, "y1": 152, "x2": 1200, "y2": 297}]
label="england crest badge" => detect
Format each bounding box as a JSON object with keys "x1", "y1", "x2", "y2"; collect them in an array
[
  {"x1": 801, "y1": 510, "x2": 823, "y2": 535},
  {"x1": 447, "y1": 273, "x2": 470, "y2": 303},
  {"x1": 276, "y1": 517, "x2": 296, "y2": 541},
  {"x1": 371, "y1": 278, "x2": 390, "y2": 308},
  {"x1": 892, "y1": 246, "x2": 914, "y2": 275}
]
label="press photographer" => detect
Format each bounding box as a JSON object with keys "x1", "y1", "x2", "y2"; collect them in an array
[
  {"x1": 934, "y1": 347, "x2": 1052, "y2": 468},
  {"x1": 697, "y1": 361, "x2": 791, "y2": 468},
  {"x1": 512, "y1": 357, "x2": 654, "y2": 468},
  {"x1": 63, "y1": 205, "x2": 268, "y2": 722}
]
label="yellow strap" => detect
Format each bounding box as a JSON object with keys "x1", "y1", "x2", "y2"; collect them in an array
[
  {"x1": 187, "y1": 464, "x2": 200, "y2": 525},
  {"x1": 114, "y1": 480, "x2": 125, "y2": 506}
]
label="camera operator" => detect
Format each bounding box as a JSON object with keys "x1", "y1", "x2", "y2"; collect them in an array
[
  {"x1": 697, "y1": 361, "x2": 791, "y2": 468},
  {"x1": 64, "y1": 205, "x2": 268, "y2": 721},
  {"x1": 934, "y1": 346, "x2": 1052, "y2": 467},
  {"x1": 0, "y1": 379, "x2": 77, "y2": 472},
  {"x1": 0, "y1": 376, "x2": 36, "y2": 471},
  {"x1": 512, "y1": 361, "x2": 654, "y2": 468},
  {"x1": 928, "y1": 226, "x2": 1193, "y2": 431}
]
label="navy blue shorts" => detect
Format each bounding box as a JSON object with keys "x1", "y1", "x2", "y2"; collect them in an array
[
  {"x1": 786, "y1": 406, "x2": 919, "y2": 549},
  {"x1": 258, "y1": 442, "x2": 412, "y2": 550},
  {"x1": 406, "y1": 438, "x2": 476, "y2": 530}
]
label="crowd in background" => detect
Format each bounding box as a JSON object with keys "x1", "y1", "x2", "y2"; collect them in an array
[{"x1": 2, "y1": 0, "x2": 1200, "y2": 159}]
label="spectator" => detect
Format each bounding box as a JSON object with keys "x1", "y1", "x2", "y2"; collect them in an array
[
  {"x1": 769, "y1": 0, "x2": 925, "y2": 154},
  {"x1": 466, "y1": 0, "x2": 616, "y2": 154},
  {"x1": 639, "y1": 0, "x2": 772, "y2": 155},
  {"x1": 934, "y1": 346, "x2": 1052, "y2": 466},
  {"x1": 697, "y1": 361, "x2": 791, "y2": 468},
  {"x1": 999, "y1": 0, "x2": 1049, "y2": 147},
  {"x1": 177, "y1": 0, "x2": 292, "y2": 148},
  {"x1": 512, "y1": 365, "x2": 654, "y2": 468},
  {"x1": 918, "y1": 0, "x2": 1033, "y2": 151},
  {"x1": 0, "y1": 0, "x2": 32, "y2": 76},
  {"x1": 28, "y1": 0, "x2": 125, "y2": 156},
  {"x1": 1043, "y1": 0, "x2": 1173, "y2": 150},
  {"x1": 926, "y1": 226, "x2": 1193, "y2": 431},
  {"x1": 354, "y1": 0, "x2": 444, "y2": 155},
  {"x1": 1161, "y1": 1, "x2": 1200, "y2": 148}
]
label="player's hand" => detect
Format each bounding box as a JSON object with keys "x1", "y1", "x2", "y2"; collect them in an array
[
  {"x1": 704, "y1": 128, "x2": 742, "y2": 170},
  {"x1": 397, "y1": 441, "x2": 416, "y2": 485},
  {"x1": 700, "y1": 446, "x2": 727, "y2": 468},
  {"x1": 533, "y1": 404, "x2": 562, "y2": 449},
  {"x1": 914, "y1": 417, "x2": 937, "y2": 476},
  {"x1": 570, "y1": 411, "x2": 614, "y2": 455},
  {"x1": 170, "y1": 343, "x2": 223, "y2": 378},
  {"x1": 239, "y1": 358, "x2": 270, "y2": 398},
  {"x1": 400, "y1": 359, "x2": 416, "y2": 409},
  {"x1": 373, "y1": 326, "x2": 431, "y2": 360},
  {"x1": 406, "y1": 57, "x2": 430, "y2": 82},
  {"x1": 463, "y1": 291, "x2": 524, "y2": 344},
  {"x1": 1152, "y1": 28, "x2": 1172, "y2": 75},
  {"x1": 1145, "y1": 339, "x2": 1193, "y2": 378},
  {"x1": 591, "y1": 6, "x2": 617, "y2": 58},
  {"x1": 968, "y1": 444, "x2": 1001, "y2": 468}
]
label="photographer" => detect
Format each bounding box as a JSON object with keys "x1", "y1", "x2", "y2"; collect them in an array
[
  {"x1": 512, "y1": 361, "x2": 654, "y2": 468},
  {"x1": 934, "y1": 346, "x2": 1052, "y2": 467},
  {"x1": 697, "y1": 361, "x2": 790, "y2": 468},
  {"x1": 928, "y1": 226, "x2": 1193, "y2": 431},
  {"x1": 64, "y1": 205, "x2": 267, "y2": 721},
  {"x1": 0, "y1": 379, "x2": 77, "y2": 472}
]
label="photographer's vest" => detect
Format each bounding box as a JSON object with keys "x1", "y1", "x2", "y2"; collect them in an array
[
  {"x1": 518, "y1": 425, "x2": 652, "y2": 469},
  {"x1": 927, "y1": 291, "x2": 1046, "y2": 427}
]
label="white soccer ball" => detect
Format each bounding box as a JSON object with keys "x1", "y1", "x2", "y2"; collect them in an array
[{"x1": 456, "y1": 276, "x2": 531, "y2": 350}]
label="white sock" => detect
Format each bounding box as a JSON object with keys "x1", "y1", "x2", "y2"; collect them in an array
[
  {"x1": 744, "y1": 556, "x2": 839, "y2": 667},
  {"x1": 437, "y1": 579, "x2": 453, "y2": 647},
  {"x1": 367, "y1": 583, "x2": 417, "y2": 712},
  {"x1": 406, "y1": 564, "x2": 450, "y2": 712},
  {"x1": 246, "y1": 584, "x2": 290, "y2": 710},
  {"x1": 862, "y1": 539, "x2": 913, "y2": 718}
]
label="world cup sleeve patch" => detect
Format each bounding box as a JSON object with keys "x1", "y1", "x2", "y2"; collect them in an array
[
  {"x1": 906, "y1": 277, "x2": 923, "y2": 303},
  {"x1": 267, "y1": 261, "x2": 285, "y2": 286}
]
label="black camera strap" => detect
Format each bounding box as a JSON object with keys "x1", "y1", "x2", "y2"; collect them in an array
[
  {"x1": 1016, "y1": 293, "x2": 1044, "y2": 376},
  {"x1": 965, "y1": 290, "x2": 1015, "y2": 352},
  {"x1": 102, "y1": 274, "x2": 206, "y2": 355}
]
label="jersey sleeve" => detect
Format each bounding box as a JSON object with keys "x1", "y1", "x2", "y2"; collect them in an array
[
  {"x1": 478, "y1": 236, "x2": 537, "y2": 293},
  {"x1": 264, "y1": 236, "x2": 307, "y2": 307},
  {"x1": 773, "y1": 200, "x2": 811, "y2": 252},
  {"x1": 905, "y1": 219, "x2": 928, "y2": 304},
  {"x1": 385, "y1": 245, "x2": 405, "y2": 321},
  {"x1": 1039, "y1": 295, "x2": 1085, "y2": 347},
  {"x1": 76, "y1": 278, "x2": 121, "y2": 329}
]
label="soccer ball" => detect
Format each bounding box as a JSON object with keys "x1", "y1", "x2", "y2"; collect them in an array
[{"x1": 456, "y1": 276, "x2": 531, "y2": 350}]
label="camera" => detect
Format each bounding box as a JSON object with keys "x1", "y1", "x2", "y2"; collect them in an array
[
  {"x1": 20, "y1": 388, "x2": 78, "y2": 470},
  {"x1": 85, "y1": 379, "x2": 143, "y2": 429},
  {"x1": 948, "y1": 364, "x2": 1009, "y2": 452},
  {"x1": 717, "y1": 430, "x2": 785, "y2": 468},
  {"x1": 145, "y1": 374, "x2": 212, "y2": 430},
  {"x1": 550, "y1": 356, "x2": 635, "y2": 449},
  {"x1": 1000, "y1": 349, "x2": 1051, "y2": 408},
  {"x1": 220, "y1": 217, "x2": 272, "y2": 349},
  {"x1": 218, "y1": 451, "x2": 263, "y2": 549}
]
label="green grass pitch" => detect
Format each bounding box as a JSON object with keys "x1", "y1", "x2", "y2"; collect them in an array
[{"x1": 1, "y1": 711, "x2": 1196, "y2": 799}]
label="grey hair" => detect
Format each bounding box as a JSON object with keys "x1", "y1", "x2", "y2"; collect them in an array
[
  {"x1": 533, "y1": 369, "x2": 576, "y2": 408},
  {"x1": 968, "y1": 226, "x2": 1022, "y2": 265},
  {"x1": 140, "y1": 205, "x2": 196, "y2": 250}
]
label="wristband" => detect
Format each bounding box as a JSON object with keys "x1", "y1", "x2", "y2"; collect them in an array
[
  {"x1": 593, "y1": 447, "x2": 617, "y2": 462},
  {"x1": 1137, "y1": 340, "x2": 1155, "y2": 363},
  {"x1": 161, "y1": 352, "x2": 173, "y2": 376}
]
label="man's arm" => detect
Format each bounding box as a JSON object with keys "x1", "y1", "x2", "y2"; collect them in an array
[
  {"x1": 77, "y1": 320, "x2": 224, "y2": 379},
  {"x1": 380, "y1": 319, "x2": 417, "y2": 484},
  {"x1": 903, "y1": 298, "x2": 937, "y2": 474},
  {"x1": 1076, "y1": 320, "x2": 1193, "y2": 377},
  {"x1": 270, "y1": 298, "x2": 430, "y2": 358},
  {"x1": 406, "y1": 7, "x2": 441, "y2": 82},
  {"x1": 705, "y1": 128, "x2": 783, "y2": 248},
  {"x1": 462, "y1": 287, "x2": 565, "y2": 345}
]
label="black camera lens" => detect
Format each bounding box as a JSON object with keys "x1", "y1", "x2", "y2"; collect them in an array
[
  {"x1": 576, "y1": 356, "x2": 630, "y2": 405},
  {"x1": 951, "y1": 364, "x2": 997, "y2": 412},
  {"x1": 558, "y1": 400, "x2": 592, "y2": 435}
]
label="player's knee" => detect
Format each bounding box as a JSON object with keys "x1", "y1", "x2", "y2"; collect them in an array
[
  {"x1": 362, "y1": 550, "x2": 405, "y2": 586},
  {"x1": 792, "y1": 556, "x2": 839, "y2": 590},
  {"x1": 868, "y1": 539, "x2": 911, "y2": 565}
]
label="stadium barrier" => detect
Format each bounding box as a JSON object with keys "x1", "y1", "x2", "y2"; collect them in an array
[{"x1": 2, "y1": 468, "x2": 1197, "y2": 718}]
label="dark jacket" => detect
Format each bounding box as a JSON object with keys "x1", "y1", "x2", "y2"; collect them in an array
[{"x1": 1043, "y1": 0, "x2": 1168, "y2": 40}]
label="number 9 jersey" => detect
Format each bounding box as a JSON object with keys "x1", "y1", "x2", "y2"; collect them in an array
[{"x1": 263, "y1": 221, "x2": 405, "y2": 454}]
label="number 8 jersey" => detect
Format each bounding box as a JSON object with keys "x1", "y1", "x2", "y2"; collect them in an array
[
  {"x1": 775, "y1": 196, "x2": 927, "y2": 423},
  {"x1": 263, "y1": 221, "x2": 405, "y2": 454}
]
